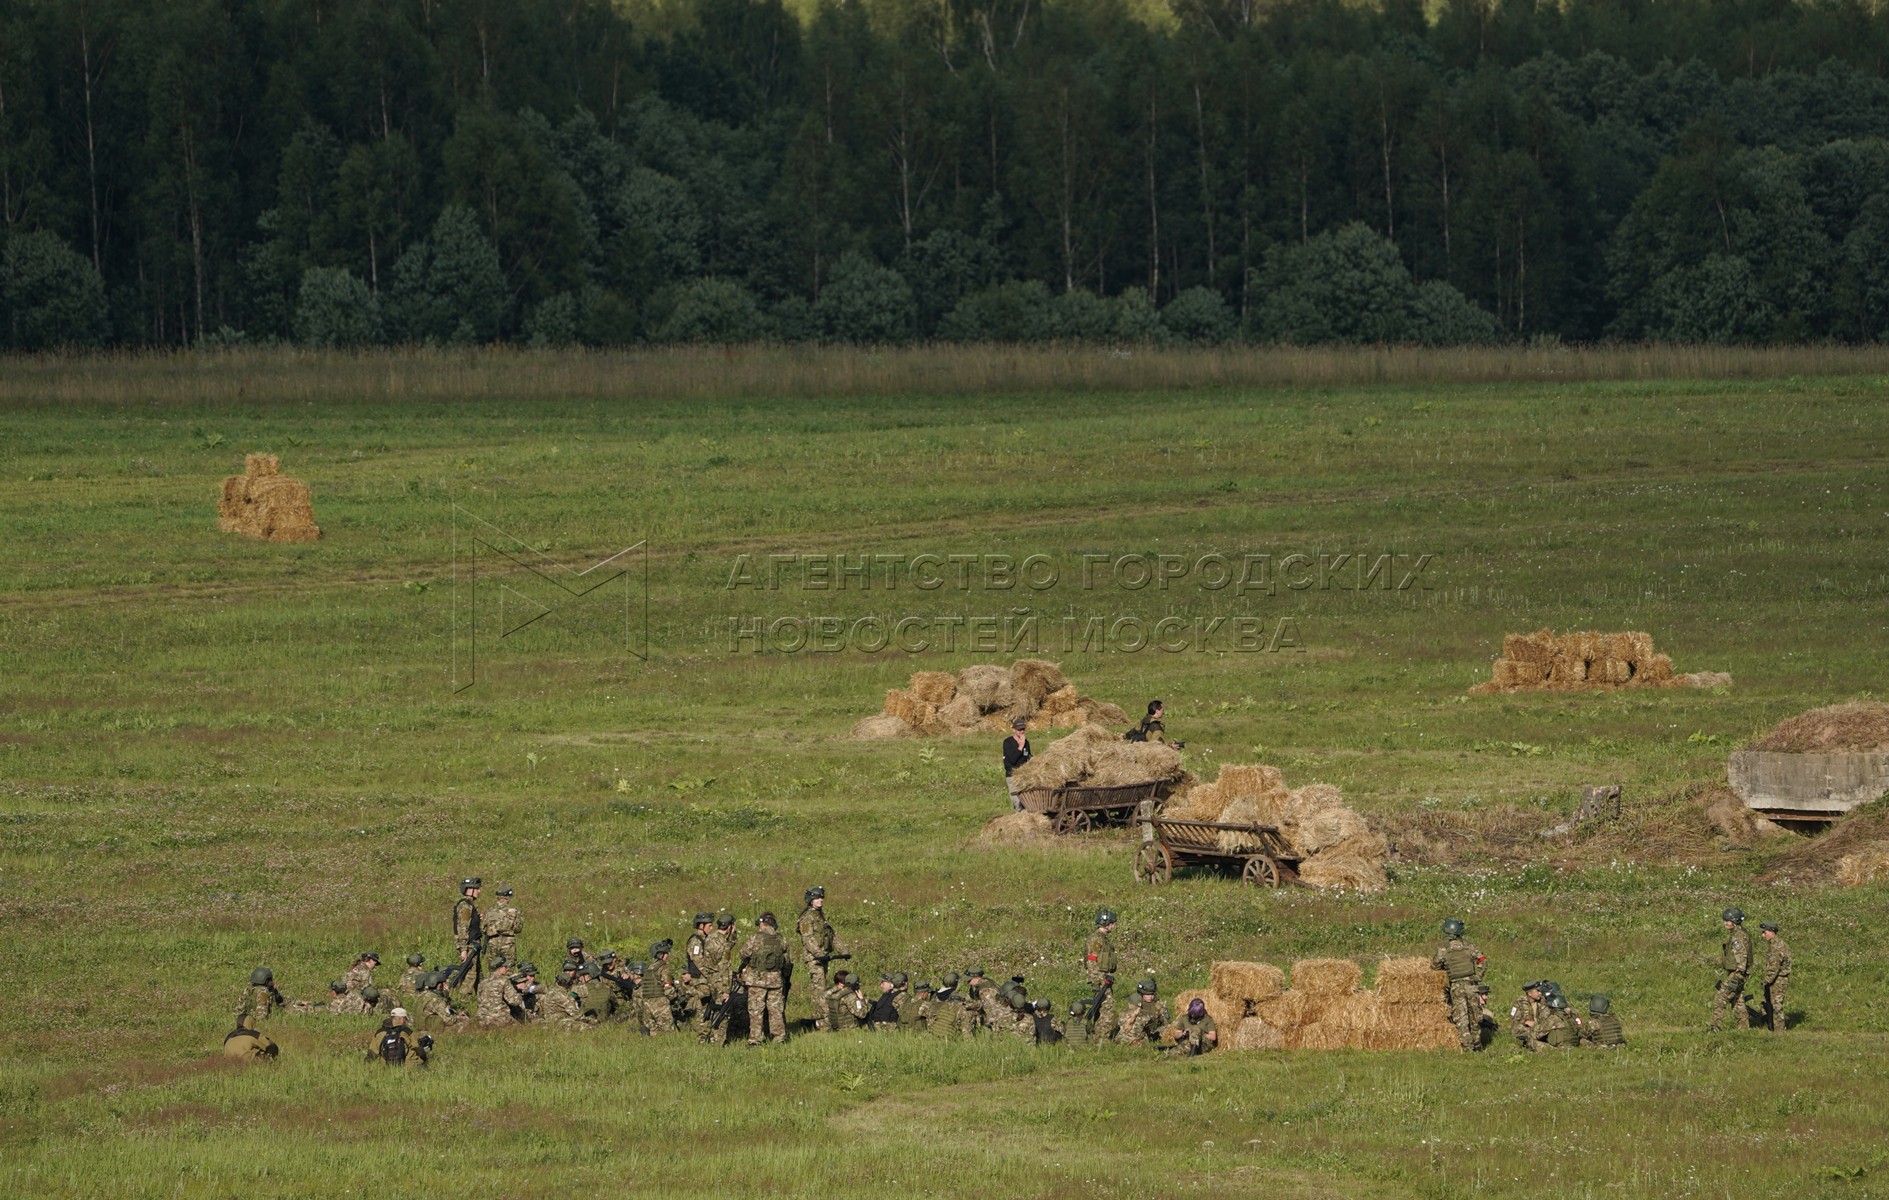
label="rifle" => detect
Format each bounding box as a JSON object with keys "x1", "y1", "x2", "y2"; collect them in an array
[
  {"x1": 812, "y1": 952, "x2": 853, "y2": 966},
  {"x1": 446, "y1": 905, "x2": 486, "y2": 989},
  {"x1": 1080, "y1": 980, "x2": 1113, "y2": 1025},
  {"x1": 709, "y1": 986, "x2": 748, "y2": 1031}
]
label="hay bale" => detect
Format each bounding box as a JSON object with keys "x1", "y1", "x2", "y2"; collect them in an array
[
  {"x1": 1592, "y1": 657, "x2": 1632, "y2": 685},
  {"x1": 218, "y1": 453, "x2": 321, "y2": 543},
  {"x1": 1319, "y1": 991, "x2": 1381, "y2": 1039},
  {"x1": 1677, "y1": 671, "x2": 1733, "y2": 689},
  {"x1": 1010, "y1": 659, "x2": 1069, "y2": 703},
  {"x1": 850, "y1": 715, "x2": 914, "y2": 740},
  {"x1": 1546, "y1": 654, "x2": 1587, "y2": 684},
  {"x1": 1616, "y1": 631, "x2": 1655, "y2": 663},
  {"x1": 1291, "y1": 958, "x2": 1362, "y2": 996},
  {"x1": 1217, "y1": 764, "x2": 1286, "y2": 798},
  {"x1": 1502, "y1": 631, "x2": 1556, "y2": 666},
  {"x1": 1295, "y1": 804, "x2": 1372, "y2": 855},
  {"x1": 909, "y1": 671, "x2": 959, "y2": 706},
  {"x1": 1284, "y1": 1022, "x2": 1352, "y2": 1051},
  {"x1": 1297, "y1": 850, "x2": 1389, "y2": 893},
  {"x1": 1082, "y1": 700, "x2": 1130, "y2": 726},
  {"x1": 1007, "y1": 724, "x2": 1117, "y2": 790},
  {"x1": 1213, "y1": 795, "x2": 1269, "y2": 852},
  {"x1": 1835, "y1": 844, "x2": 1889, "y2": 886},
  {"x1": 937, "y1": 695, "x2": 984, "y2": 731},
  {"x1": 1373, "y1": 958, "x2": 1447, "y2": 1006},
  {"x1": 881, "y1": 689, "x2": 937, "y2": 730},
  {"x1": 1251, "y1": 990, "x2": 1309, "y2": 1030},
  {"x1": 1639, "y1": 653, "x2": 1675, "y2": 684},
  {"x1": 955, "y1": 664, "x2": 1016, "y2": 713},
  {"x1": 1211, "y1": 961, "x2": 1286, "y2": 1007},
  {"x1": 1231, "y1": 1016, "x2": 1284, "y2": 1051},
  {"x1": 972, "y1": 811, "x2": 1056, "y2": 846},
  {"x1": 1364, "y1": 1009, "x2": 1462, "y2": 1051},
  {"x1": 1490, "y1": 659, "x2": 1543, "y2": 688},
  {"x1": 1174, "y1": 988, "x2": 1242, "y2": 1033},
  {"x1": 1039, "y1": 684, "x2": 1082, "y2": 716}
]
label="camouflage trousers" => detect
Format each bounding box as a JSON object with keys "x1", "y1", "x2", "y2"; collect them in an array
[
  {"x1": 696, "y1": 990, "x2": 732, "y2": 1045},
  {"x1": 1447, "y1": 982, "x2": 1479, "y2": 1051},
  {"x1": 644, "y1": 996, "x2": 677, "y2": 1034},
  {"x1": 1712, "y1": 974, "x2": 1750, "y2": 1030},
  {"x1": 747, "y1": 985, "x2": 787, "y2": 1044},
  {"x1": 804, "y1": 962, "x2": 830, "y2": 1029},
  {"x1": 485, "y1": 938, "x2": 517, "y2": 969},
  {"x1": 1763, "y1": 979, "x2": 1788, "y2": 1032},
  {"x1": 1089, "y1": 988, "x2": 1115, "y2": 1043}
]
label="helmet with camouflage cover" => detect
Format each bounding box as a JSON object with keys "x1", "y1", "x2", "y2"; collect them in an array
[
  {"x1": 250, "y1": 967, "x2": 273, "y2": 986},
  {"x1": 1095, "y1": 908, "x2": 1118, "y2": 927},
  {"x1": 1722, "y1": 906, "x2": 1745, "y2": 923},
  {"x1": 406, "y1": 953, "x2": 425, "y2": 967},
  {"x1": 1442, "y1": 918, "x2": 1465, "y2": 938}
]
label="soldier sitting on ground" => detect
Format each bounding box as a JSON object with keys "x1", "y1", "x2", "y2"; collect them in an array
[
  {"x1": 476, "y1": 961, "x2": 526, "y2": 1027},
  {"x1": 415, "y1": 971, "x2": 469, "y2": 1027},
  {"x1": 1167, "y1": 997, "x2": 1218, "y2": 1056},
  {"x1": 1541, "y1": 994, "x2": 1582, "y2": 1048},
  {"x1": 1581, "y1": 994, "x2": 1625, "y2": 1048},
  {"x1": 236, "y1": 967, "x2": 289, "y2": 1031},
  {"x1": 1030, "y1": 998, "x2": 1065, "y2": 1044},
  {"x1": 343, "y1": 951, "x2": 380, "y2": 994},
  {"x1": 1116, "y1": 979, "x2": 1169, "y2": 1046},
  {"x1": 1510, "y1": 981, "x2": 1547, "y2": 1052},
  {"x1": 366, "y1": 1007, "x2": 432, "y2": 1067},
  {"x1": 398, "y1": 954, "x2": 428, "y2": 994}
]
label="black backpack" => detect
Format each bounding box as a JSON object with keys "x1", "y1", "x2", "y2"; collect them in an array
[
  {"x1": 1123, "y1": 727, "x2": 1148, "y2": 743},
  {"x1": 378, "y1": 1029, "x2": 407, "y2": 1065}
]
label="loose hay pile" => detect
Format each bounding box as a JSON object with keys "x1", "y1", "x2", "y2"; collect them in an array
[
  {"x1": 1748, "y1": 702, "x2": 1889, "y2": 753},
  {"x1": 851, "y1": 659, "x2": 1130, "y2": 739},
  {"x1": 217, "y1": 453, "x2": 321, "y2": 543},
  {"x1": 1007, "y1": 723, "x2": 1188, "y2": 792},
  {"x1": 1202, "y1": 958, "x2": 1458, "y2": 1052},
  {"x1": 1161, "y1": 763, "x2": 1389, "y2": 892},
  {"x1": 1470, "y1": 629, "x2": 1727, "y2": 694},
  {"x1": 1835, "y1": 845, "x2": 1889, "y2": 886},
  {"x1": 972, "y1": 811, "x2": 1058, "y2": 847}
]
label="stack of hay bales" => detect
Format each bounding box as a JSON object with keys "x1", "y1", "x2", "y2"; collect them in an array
[
  {"x1": 851, "y1": 660, "x2": 1130, "y2": 739},
  {"x1": 1203, "y1": 958, "x2": 1457, "y2": 1053},
  {"x1": 1471, "y1": 629, "x2": 1728, "y2": 694},
  {"x1": 217, "y1": 453, "x2": 321, "y2": 543},
  {"x1": 1161, "y1": 763, "x2": 1389, "y2": 892},
  {"x1": 1006, "y1": 723, "x2": 1188, "y2": 792}
]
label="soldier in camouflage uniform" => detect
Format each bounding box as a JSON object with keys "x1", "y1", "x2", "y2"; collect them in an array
[
  {"x1": 887, "y1": 972, "x2": 912, "y2": 1025},
  {"x1": 565, "y1": 938, "x2": 598, "y2": 971},
  {"x1": 606, "y1": 956, "x2": 641, "y2": 1026},
  {"x1": 236, "y1": 967, "x2": 288, "y2": 1031},
  {"x1": 908, "y1": 981, "x2": 935, "y2": 1032},
  {"x1": 1540, "y1": 994, "x2": 1582, "y2": 1048},
  {"x1": 1064, "y1": 1000, "x2": 1092, "y2": 1046},
  {"x1": 452, "y1": 877, "x2": 484, "y2": 990},
  {"x1": 290, "y1": 980, "x2": 346, "y2": 1014},
  {"x1": 1581, "y1": 994, "x2": 1624, "y2": 1048},
  {"x1": 573, "y1": 962, "x2": 611, "y2": 1022},
  {"x1": 1005, "y1": 990, "x2": 1036, "y2": 1040},
  {"x1": 1510, "y1": 981, "x2": 1547, "y2": 1051},
  {"x1": 1167, "y1": 996, "x2": 1218, "y2": 1056},
  {"x1": 927, "y1": 975, "x2": 967, "y2": 1039},
  {"x1": 476, "y1": 961, "x2": 526, "y2": 1027},
  {"x1": 960, "y1": 969, "x2": 991, "y2": 1033},
  {"x1": 1083, "y1": 909, "x2": 1121, "y2": 1040},
  {"x1": 644, "y1": 940, "x2": 681, "y2": 1033},
  {"x1": 483, "y1": 886, "x2": 522, "y2": 968},
  {"x1": 796, "y1": 887, "x2": 846, "y2": 1031},
  {"x1": 739, "y1": 912, "x2": 791, "y2": 1045},
  {"x1": 820, "y1": 973, "x2": 855, "y2": 1032},
  {"x1": 1712, "y1": 907, "x2": 1753, "y2": 1031},
  {"x1": 1760, "y1": 922, "x2": 1792, "y2": 1032},
  {"x1": 1473, "y1": 984, "x2": 1499, "y2": 1049},
  {"x1": 342, "y1": 951, "x2": 380, "y2": 995},
  {"x1": 398, "y1": 954, "x2": 428, "y2": 995},
  {"x1": 1115, "y1": 978, "x2": 1168, "y2": 1046},
  {"x1": 699, "y1": 915, "x2": 739, "y2": 1044},
  {"x1": 975, "y1": 971, "x2": 1012, "y2": 1034},
  {"x1": 540, "y1": 971, "x2": 595, "y2": 1030},
  {"x1": 514, "y1": 962, "x2": 548, "y2": 1021},
  {"x1": 681, "y1": 914, "x2": 719, "y2": 1031},
  {"x1": 415, "y1": 971, "x2": 469, "y2": 1028},
  {"x1": 844, "y1": 973, "x2": 874, "y2": 1028},
  {"x1": 1431, "y1": 918, "x2": 1487, "y2": 1051}
]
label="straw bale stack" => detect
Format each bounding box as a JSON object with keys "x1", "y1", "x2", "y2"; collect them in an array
[
  {"x1": 218, "y1": 453, "x2": 321, "y2": 543},
  {"x1": 1251, "y1": 989, "x2": 1309, "y2": 1030},
  {"x1": 1165, "y1": 765, "x2": 1387, "y2": 891},
  {"x1": 1473, "y1": 628, "x2": 1727, "y2": 694},
  {"x1": 1372, "y1": 958, "x2": 1447, "y2": 1006},
  {"x1": 1292, "y1": 958, "x2": 1363, "y2": 996},
  {"x1": 1211, "y1": 961, "x2": 1285, "y2": 1008},
  {"x1": 1009, "y1": 724, "x2": 1184, "y2": 792},
  {"x1": 855, "y1": 661, "x2": 1128, "y2": 738}
]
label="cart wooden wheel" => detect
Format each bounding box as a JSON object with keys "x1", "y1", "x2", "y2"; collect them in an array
[
  {"x1": 1069, "y1": 810, "x2": 1095, "y2": 835},
  {"x1": 1052, "y1": 807, "x2": 1075, "y2": 835},
  {"x1": 1134, "y1": 841, "x2": 1173, "y2": 884},
  {"x1": 1241, "y1": 854, "x2": 1281, "y2": 889}
]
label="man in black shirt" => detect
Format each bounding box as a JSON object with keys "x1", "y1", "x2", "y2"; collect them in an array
[{"x1": 1002, "y1": 717, "x2": 1032, "y2": 810}]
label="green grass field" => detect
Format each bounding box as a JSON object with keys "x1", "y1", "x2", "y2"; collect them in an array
[{"x1": 4, "y1": 348, "x2": 1889, "y2": 1198}]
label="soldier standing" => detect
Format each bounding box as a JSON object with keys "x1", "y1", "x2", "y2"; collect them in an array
[
  {"x1": 483, "y1": 886, "x2": 522, "y2": 967},
  {"x1": 1084, "y1": 909, "x2": 1121, "y2": 1037},
  {"x1": 681, "y1": 913, "x2": 717, "y2": 1030},
  {"x1": 1115, "y1": 978, "x2": 1168, "y2": 1046},
  {"x1": 739, "y1": 912, "x2": 791, "y2": 1045},
  {"x1": 1760, "y1": 922, "x2": 1792, "y2": 1032},
  {"x1": 452, "y1": 877, "x2": 484, "y2": 990},
  {"x1": 796, "y1": 887, "x2": 845, "y2": 1031},
  {"x1": 1581, "y1": 994, "x2": 1625, "y2": 1048},
  {"x1": 1712, "y1": 907, "x2": 1753, "y2": 1031},
  {"x1": 1431, "y1": 918, "x2": 1487, "y2": 1051}
]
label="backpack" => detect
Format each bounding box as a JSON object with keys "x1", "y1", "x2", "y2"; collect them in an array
[
  {"x1": 1123, "y1": 727, "x2": 1147, "y2": 743},
  {"x1": 378, "y1": 1029, "x2": 408, "y2": 1065}
]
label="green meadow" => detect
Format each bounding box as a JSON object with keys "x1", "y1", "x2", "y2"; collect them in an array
[{"x1": 3, "y1": 348, "x2": 1888, "y2": 1197}]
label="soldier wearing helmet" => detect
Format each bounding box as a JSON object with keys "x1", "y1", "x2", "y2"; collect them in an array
[
  {"x1": 1712, "y1": 906, "x2": 1753, "y2": 1031},
  {"x1": 1084, "y1": 908, "x2": 1121, "y2": 1040},
  {"x1": 1581, "y1": 994, "x2": 1624, "y2": 1048},
  {"x1": 452, "y1": 877, "x2": 484, "y2": 992},
  {"x1": 796, "y1": 886, "x2": 846, "y2": 1031},
  {"x1": 1431, "y1": 917, "x2": 1487, "y2": 1051},
  {"x1": 1115, "y1": 977, "x2": 1167, "y2": 1046},
  {"x1": 1759, "y1": 921, "x2": 1792, "y2": 1032},
  {"x1": 398, "y1": 953, "x2": 429, "y2": 994},
  {"x1": 1168, "y1": 996, "x2": 1218, "y2": 1056},
  {"x1": 236, "y1": 966, "x2": 288, "y2": 1031}
]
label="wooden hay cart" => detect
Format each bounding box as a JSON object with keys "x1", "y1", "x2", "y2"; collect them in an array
[
  {"x1": 1132, "y1": 802, "x2": 1301, "y2": 887},
  {"x1": 1016, "y1": 780, "x2": 1177, "y2": 835}
]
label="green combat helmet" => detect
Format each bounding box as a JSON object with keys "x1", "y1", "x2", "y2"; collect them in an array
[
  {"x1": 939, "y1": 972, "x2": 960, "y2": 989},
  {"x1": 891, "y1": 971, "x2": 909, "y2": 987},
  {"x1": 715, "y1": 913, "x2": 735, "y2": 929},
  {"x1": 914, "y1": 981, "x2": 934, "y2": 995},
  {"x1": 1723, "y1": 906, "x2": 1745, "y2": 923},
  {"x1": 1546, "y1": 994, "x2": 1567, "y2": 1011},
  {"x1": 651, "y1": 939, "x2": 674, "y2": 958},
  {"x1": 406, "y1": 953, "x2": 425, "y2": 967},
  {"x1": 361, "y1": 987, "x2": 380, "y2": 1006},
  {"x1": 1442, "y1": 918, "x2": 1465, "y2": 938},
  {"x1": 1590, "y1": 994, "x2": 1610, "y2": 1015},
  {"x1": 251, "y1": 967, "x2": 273, "y2": 986},
  {"x1": 1068, "y1": 1000, "x2": 1086, "y2": 1018},
  {"x1": 1096, "y1": 908, "x2": 1118, "y2": 927},
  {"x1": 1759, "y1": 921, "x2": 1779, "y2": 933},
  {"x1": 328, "y1": 980, "x2": 347, "y2": 994},
  {"x1": 1135, "y1": 978, "x2": 1158, "y2": 996},
  {"x1": 694, "y1": 912, "x2": 714, "y2": 926},
  {"x1": 561, "y1": 958, "x2": 582, "y2": 973},
  {"x1": 804, "y1": 885, "x2": 826, "y2": 905}
]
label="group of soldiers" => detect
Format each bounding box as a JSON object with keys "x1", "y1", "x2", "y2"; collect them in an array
[
  {"x1": 222, "y1": 880, "x2": 1797, "y2": 1064},
  {"x1": 1711, "y1": 906, "x2": 1793, "y2": 1033}
]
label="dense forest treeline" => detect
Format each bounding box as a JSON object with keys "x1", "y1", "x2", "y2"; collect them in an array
[{"x1": 6, "y1": 0, "x2": 1889, "y2": 350}]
